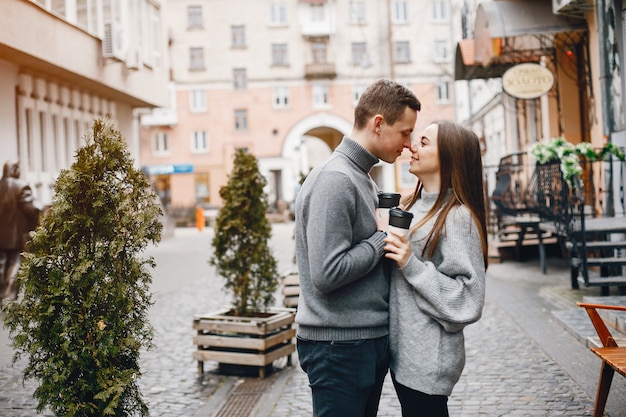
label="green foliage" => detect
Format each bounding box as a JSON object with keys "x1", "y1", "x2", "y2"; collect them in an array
[
  {"x1": 2, "y1": 118, "x2": 162, "y2": 417},
  {"x1": 210, "y1": 149, "x2": 278, "y2": 316},
  {"x1": 529, "y1": 137, "x2": 626, "y2": 186}
]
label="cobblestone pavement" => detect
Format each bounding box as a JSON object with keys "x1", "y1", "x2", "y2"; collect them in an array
[
  {"x1": 0, "y1": 224, "x2": 296, "y2": 417},
  {"x1": 256, "y1": 243, "x2": 626, "y2": 417},
  {"x1": 265, "y1": 301, "x2": 598, "y2": 417},
  {"x1": 2, "y1": 223, "x2": 626, "y2": 417}
]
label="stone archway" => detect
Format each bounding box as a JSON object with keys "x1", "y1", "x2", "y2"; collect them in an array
[
  {"x1": 258, "y1": 112, "x2": 398, "y2": 213},
  {"x1": 276, "y1": 113, "x2": 352, "y2": 205},
  {"x1": 282, "y1": 112, "x2": 352, "y2": 161}
]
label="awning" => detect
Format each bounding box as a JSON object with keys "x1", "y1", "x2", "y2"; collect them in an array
[
  {"x1": 454, "y1": 0, "x2": 587, "y2": 80},
  {"x1": 455, "y1": 39, "x2": 514, "y2": 81},
  {"x1": 474, "y1": 0, "x2": 586, "y2": 65}
]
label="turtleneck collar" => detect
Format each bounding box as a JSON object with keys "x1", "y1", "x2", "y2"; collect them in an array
[
  {"x1": 336, "y1": 137, "x2": 379, "y2": 173},
  {"x1": 415, "y1": 188, "x2": 453, "y2": 212}
]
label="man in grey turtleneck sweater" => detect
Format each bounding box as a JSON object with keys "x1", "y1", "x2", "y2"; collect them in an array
[{"x1": 294, "y1": 79, "x2": 420, "y2": 417}]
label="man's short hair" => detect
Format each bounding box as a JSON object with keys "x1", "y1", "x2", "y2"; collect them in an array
[{"x1": 354, "y1": 79, "x2": 421, "y2": 130}]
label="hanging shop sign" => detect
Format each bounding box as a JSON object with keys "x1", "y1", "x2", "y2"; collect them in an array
[
  {"x1": 143, "y1": 164, "x2": 194, "y2": 175},
  {"x1": 502, "y1": 63, "x2": 554, "y2": 99}
]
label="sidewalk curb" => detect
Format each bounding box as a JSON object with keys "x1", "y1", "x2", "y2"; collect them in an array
[
  {"x1": 192, "y1": 376, "x2": 239, "y2": 417},
  {"x1": 250, "y1": 364, "x2": 299, "y2": 417}
]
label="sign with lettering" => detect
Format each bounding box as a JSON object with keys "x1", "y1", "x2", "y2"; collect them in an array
[
  {"x1": 502, "y1": 63, "x2": 554, "y2": 99},
  {"x1": 143, "y1": 164, "x2": 194, "y2": 175}
]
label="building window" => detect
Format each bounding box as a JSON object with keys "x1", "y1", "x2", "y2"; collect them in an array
[
  {"x1": 154, "y1": 131, "x2": 169, "y2": 155},
  {"x1": 352, "y1": 84, "x2": 367, "y2": 106},
  {"x1": 436, "y1": 80, "x2": 450, "y2": 103},
  {"x1": 310, "y1": 3, "x2": 325, "y2": 21},
  {"x1": 312, "y1": 84, "x2": 329, "y2": 108},
  {"x1": 190, "y1": 89, "x2": 206, "y2": 112},
  {"x1": 189, "y1": 47, "x2": 205, "y2": 70},
  {"x1": 272, "y1": 44, "x2": 288, "y2": 66},
  {"x1": 187, "y1": 5, "x2": 203, "y2": 28},
  {"x1": 191, "y1": 131, "x2": 209, "y2": 153},
  {"x1": 273, "y1": 86, "x2": 290, "y2": 109},
  {"x1": 432, "y1": 0, "x2": 447, "y2": 21},
  {"x1": 351, "y1": 42, "x2": 368, "y2": 66},
  {"x1": 392, "y1": 0, "x2": 408, "y2": 23},
  {"x1": 395, "y1": 41, "x2": 410, "y2": 63},
  {"x1": 235, "y1": 109, "x2": 248, "y2": 130},
  {"x1": 233, "y1": 68, "x2": 247, "y2": 89},
  {"x1": 269, "y1": 2, "x2": 287, "y2": 25},
  {"x1": 349, "y1": 0, "x2": 366, "y2": 24},
  {"x1": 433, "y1": 39, "x2": 449, "y2": 62},
  {"x1": 312, "y1": 42, "x2": 327, "y2": 63},
  {"x1": 231, "y1": 25, "x2": 245, "y2": 48},
  {"x1": 147, "y1": 3, "x2": 162, "y2": 68},
  {"x1": 195, "y1": 173, "x2": 210, "y2": 204}
]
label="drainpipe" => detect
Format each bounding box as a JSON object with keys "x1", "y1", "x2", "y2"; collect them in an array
[
  {"x1": 597, "y1": 0, "x2": 615, "y2": 215},
  {"x1": 387, "y1": 0, "x2": 395, "y2": 80}
]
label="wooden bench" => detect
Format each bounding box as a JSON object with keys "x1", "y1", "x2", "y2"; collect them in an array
[{"x1": 577, "y1": 302, "x2": 626, "y2": 417}]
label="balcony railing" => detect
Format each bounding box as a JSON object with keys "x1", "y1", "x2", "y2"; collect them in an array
[{"x1": 304, "y1": 63, "x2": 336, "y2": 80}]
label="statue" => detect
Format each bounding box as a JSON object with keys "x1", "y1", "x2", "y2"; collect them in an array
[{"x1": 0, "y1": 161, "x2": 41, "y2": 301}]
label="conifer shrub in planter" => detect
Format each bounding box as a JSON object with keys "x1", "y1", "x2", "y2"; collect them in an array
[
  {"x1": 193, "y1": 148, "x2": 294, "y2": 378},
  {"x1": 2, "y1": 118, "x2": 162, "y2": 417}
]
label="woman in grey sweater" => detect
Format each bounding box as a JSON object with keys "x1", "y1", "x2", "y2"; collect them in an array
[{"x1": 383, "y1": 121, "x2": 488, "y2": 417}]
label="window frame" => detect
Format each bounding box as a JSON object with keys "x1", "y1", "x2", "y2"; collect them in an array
[
  {"x1": 231, "y1": 25, "x2": 246, "y2": 48},
  {"x1": 234, "y1": 109, "x2": 248, "y2": 131},
  {"x1": 436, "y1": 80, "x2": 451, "y2": 104},
  {"x1": 189, "y1": 89, "x2": 207, "y2": 112},
  {"x1": 352, "y1": 84, "x2": 367, "y2": 106},
  {"x1": 273, "y1": 86, "x2": 290, "y2": 109},
  {"x1": 191, "y1": 130, "x2": 209, "y2": 154},
  {"x1": 269, "y1": 2, "x2": 287, "y2": 26},
  {"x1": 394, "y1": 41, "x2": 411, "y2": 64},
  {"x1": 432, "y1": 0, "x2": 447, "y2": 22},
  {"x1": 272, "y1": 43, "x2": 289, "y2": 66},
  {"x1": 351, "y1": 42, "x2": 368, "y2": 66},
  {"x1": 392, "y1": 0, "x2": 408, "y2": 24},
  {"x1": 312, "y1": 41, "x2": 327, "y2": 63},
  {"x1": 433, "y1": 39, "x2": 449, "y2": 62},
  {"x1": 189, "y1": 47, "x2": 205, "y2": 70},
  {"x1": 349, "y1": 0, "x2": 366, "y2": 24},
  {"x1": 187, "y1": 5, "x2": 203, "y2": 28},
  {"x1": 153, "y1": 131, "x2": 170, "y2": 156},
  {"x1": 312, "y1": 84, "x2": 330, "y2": 108},
  {"x1": 233, "y1": 68, "x2": 247, "y2": 89}
]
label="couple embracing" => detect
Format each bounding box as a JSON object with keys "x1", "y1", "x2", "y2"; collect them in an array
[{"x1": 294, "y1": 79, "x2": 488, "y2": 417}]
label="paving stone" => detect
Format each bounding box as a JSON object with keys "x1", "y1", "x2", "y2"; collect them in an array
[{"x1": 2, "y1": 224, "x2": 626, "y2": 417}]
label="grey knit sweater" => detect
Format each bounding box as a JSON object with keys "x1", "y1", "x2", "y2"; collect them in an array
[
  {"x1": 390, "y1": 190, "x2": 486, "y2": 396},
  {"x1": 294, "y1": 137, "x2": 388, "y2": 341}
]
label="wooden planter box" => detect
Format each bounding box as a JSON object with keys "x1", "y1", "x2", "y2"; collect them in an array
[
  {"x1": 192, "y1": 308, "x2": 296, "y2": 378},
  {"x1": 282, "y1": 272, "x2": 300, "y2": 308}
]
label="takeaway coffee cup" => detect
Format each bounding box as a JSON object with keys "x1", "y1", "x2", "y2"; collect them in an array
[
  {"x1": 388, "y1": 207, "x2": 413, "y2": 236},
  {"x1": 378, "y1": 192, "x2": 401, "y2": 219}
]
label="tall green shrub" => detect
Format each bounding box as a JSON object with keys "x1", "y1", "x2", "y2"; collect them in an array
[
  {"x1": 2, "y1": 118, "x2": 162, "y2": 417},
  {"x1": 210, "y1": 148, "x2": 278, "y2": 316}
]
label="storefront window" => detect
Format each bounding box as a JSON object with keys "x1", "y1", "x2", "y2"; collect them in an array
[{"x1": 195, "y1": 173, "x2": 210, "y2": 204}]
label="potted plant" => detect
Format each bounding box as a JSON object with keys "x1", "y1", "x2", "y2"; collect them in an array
[
  {"x1": 2, "y1": 118, "x2": 162, "y2": 417},
  {"x1": 192, "y1": 148, "x2": 295, "y2": 378},
  {"x1": 529, "y1": 137, "x2": 625, "y2": 186}
]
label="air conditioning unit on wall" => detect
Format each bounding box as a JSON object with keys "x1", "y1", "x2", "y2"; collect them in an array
[
  {"x1": 125, "y1": 49, "x2": 141, "y2": 71},
  {"x1": 102, "y1": 21, "x2": 124, "y2": 61}
]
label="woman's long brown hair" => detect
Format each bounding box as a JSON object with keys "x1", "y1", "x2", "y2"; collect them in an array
[{"x1": 402, "y1": 121, "x2": 488, "y2": 269}]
